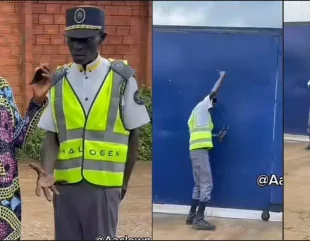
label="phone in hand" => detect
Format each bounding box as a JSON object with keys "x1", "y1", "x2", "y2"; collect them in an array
[{"x1": 30, "y1": 68, "x2": 44, "y2": 85}]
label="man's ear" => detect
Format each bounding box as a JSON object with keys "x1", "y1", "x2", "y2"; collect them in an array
[{"x1": 99, "y1": 32, "x2": 107, "y2": 44}]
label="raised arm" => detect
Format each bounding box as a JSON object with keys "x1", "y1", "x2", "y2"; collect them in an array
[
  {"x1": 209, "y1": 71, "x2": 227, "y2": 99},
  {"x1": 13, "y1": 63, "x2": 53, "y2": 148}
]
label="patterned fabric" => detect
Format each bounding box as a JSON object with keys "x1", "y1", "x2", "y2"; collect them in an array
[{"x1": 0, "y1": 77, "x2": 47, "y2": 240}]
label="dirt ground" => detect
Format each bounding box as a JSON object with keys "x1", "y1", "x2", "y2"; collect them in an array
[
  {"x1": 19, "y1": 161, "x2": 152, "y2": 240},
  {"x1": 284, "y1": 141, "x2": 310, "y2": 240},
  {"x1": 153, "y1": 213, "x2": 282, "y2": 240}
]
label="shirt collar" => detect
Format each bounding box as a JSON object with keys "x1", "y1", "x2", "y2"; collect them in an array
[{"x1": 76, "y1": 53, "x2": 102, "y2": 72}]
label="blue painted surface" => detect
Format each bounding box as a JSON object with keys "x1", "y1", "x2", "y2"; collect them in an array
[
  {"x1": 271, "y1": 35, "x2": 283, "y2": 205},
  {"x1": 153, "y1": 26, "x2": 283, "y2": 211},
  {"x1": 284, "y1": 23, "x2": 310, "y2": 135}
]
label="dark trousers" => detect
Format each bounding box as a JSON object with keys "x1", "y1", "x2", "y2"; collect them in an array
[{"x1": 53, "y1": 181, "x2": 121, "y2": 240}]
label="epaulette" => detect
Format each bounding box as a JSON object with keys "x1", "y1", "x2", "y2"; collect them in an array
[
  {"x1": 51, "y1": 64, "x2": 69, "y2": 86},
  {"x1": 110, "y1": 60, "x2": 135, "y2": 80}
]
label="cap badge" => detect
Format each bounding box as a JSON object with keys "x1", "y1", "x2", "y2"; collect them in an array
[{"x1": 74, "y1": 8, "x2": 86, "y2": 24}]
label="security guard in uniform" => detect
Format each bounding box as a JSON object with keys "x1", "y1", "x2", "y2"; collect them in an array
[
  {"x1": 30, "y1": 6, "x2": 150, "y2": 240},
  {"x1": 186, "y1": 71, "x2": 226, "y2": 231}
]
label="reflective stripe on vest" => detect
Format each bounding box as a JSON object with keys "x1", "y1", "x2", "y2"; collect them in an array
[
  {"x1": 188, "y1": 111, "x2": 214, "y2": 151},
  {"x1": 51, "y1": 60, "x2": 129, "y2": 187}
]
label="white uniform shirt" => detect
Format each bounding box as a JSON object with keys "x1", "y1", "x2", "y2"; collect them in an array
[
  {"x1": 38, "y1": 55, "x2": 150, "y2": 132},
  {"x1": 188, "y1": 95, "x2": 213, "y2": 127}
]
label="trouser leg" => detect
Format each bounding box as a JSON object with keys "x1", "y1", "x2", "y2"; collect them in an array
[
  {"x1": 79, "y1": 181, "x2": 121, "y2": 240},
  {"x1": 191, "y1": 150, "x2": 216, "y2": 231},
  {"x1": 191, "y1": 151, "x2": 201, "y2": 202},
  {"x1": 54, "y1": 184, "x2": 83, "y2": 240},
  {"x1": 198, "y1": 150, "x2": 213, "y2": 205},
  {"x1": 186, "y1": 150, "x2": 202, "y2": 225}
]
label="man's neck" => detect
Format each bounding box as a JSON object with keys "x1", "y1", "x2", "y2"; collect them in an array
[{"x1": 82, "y1": 52, "x2": 99, "y2": 70}]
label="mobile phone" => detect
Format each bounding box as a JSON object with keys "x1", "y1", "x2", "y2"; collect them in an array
[{"x1": 30, "y1": 68, "x2": 44, "y2": 85}]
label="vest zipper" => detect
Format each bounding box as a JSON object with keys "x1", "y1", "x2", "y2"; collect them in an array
[{"x1": 81, "y1": 68, "x2": 87, "y2": 181}]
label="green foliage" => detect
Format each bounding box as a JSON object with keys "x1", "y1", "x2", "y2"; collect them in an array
[
  {"x1": 18, "y1": 86, "x2": 153, "y2": 162},
  {"x1": 138, "y1": 86, "x2": 152, "y2": 161},
  {"x1": 17, "y1": 128, "x2": 46, "y2": 161}
]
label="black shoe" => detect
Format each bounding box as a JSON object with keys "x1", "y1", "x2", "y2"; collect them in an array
[
  {"x1": 192, "y1": 219, "x2": 216, "y2": 230},
  {"x1": 186, "y1": 211, "x2": 196, "y2": 225},
  {"x1": 305, "y1": 143, "x2": 310, "y2": 150}
]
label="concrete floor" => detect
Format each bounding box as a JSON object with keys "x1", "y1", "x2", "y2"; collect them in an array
[
  {"x1": 284, "y1": 141, "x2": 310, "y2": 240},
  {"x1": 153, "y1": 213, "x2": 282, "y2": 240}
]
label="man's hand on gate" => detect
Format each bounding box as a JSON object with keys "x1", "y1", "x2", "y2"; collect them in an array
[
  {"x1": 218, "y1": 130, "x2": 226, "y2": 142},
  {"x1": 28, "y1": 163, "x2": 62, "y2": 202},
  {"x1": 219, "y1": 70, "x2": 226, "y2": 78},
  {"x1": 218, "y1": 124, "x2": 229, "y2": 142}
]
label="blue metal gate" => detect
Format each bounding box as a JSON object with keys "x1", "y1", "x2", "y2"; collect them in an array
[
  {"x1": 284, "y1": 22, "x2": 310, "y2": 135},
  {"x1": 270, "y1": 35, "x2": 283, "y2": 208},
  {"x1": 153, "y1": 26, "x2": 283, "y2": 212}
]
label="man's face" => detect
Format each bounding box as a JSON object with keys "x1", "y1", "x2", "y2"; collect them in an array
[{"x1": 66, "y1": 33, "x2": 102, "y2": 65}]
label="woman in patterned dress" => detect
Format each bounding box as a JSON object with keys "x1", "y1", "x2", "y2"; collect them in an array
[{"x1": 0, "y1": 64, "x2": 53, "y2": 240}]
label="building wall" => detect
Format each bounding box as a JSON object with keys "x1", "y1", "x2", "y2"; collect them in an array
[{"x1": 0, "y1": 1, "x2": 152, "y2": 113}]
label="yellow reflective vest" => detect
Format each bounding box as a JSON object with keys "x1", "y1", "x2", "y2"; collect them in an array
[
  {"x1": 51, "y1": 59, "x2": 130, "y2": 187},
  {"x1": 188, "y1": 110, "x2": 214, "y2": 150}
]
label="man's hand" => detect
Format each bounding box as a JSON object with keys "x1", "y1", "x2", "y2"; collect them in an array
[
  {"x1": 28, "y1": 163, "x2": 61, "y2": 202},
  {"x1": 219, "y1": 70, "x2": 226, "y2": 78},
  {"x1": 31, "y1": 63, "x2": 53, "y2": 105},
  {"x1": 210, "y1": 70, "x2": 227, "y2": 98},
  {"x1": 218, "y1": 124, "x2": 229, "y2": 142}
]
